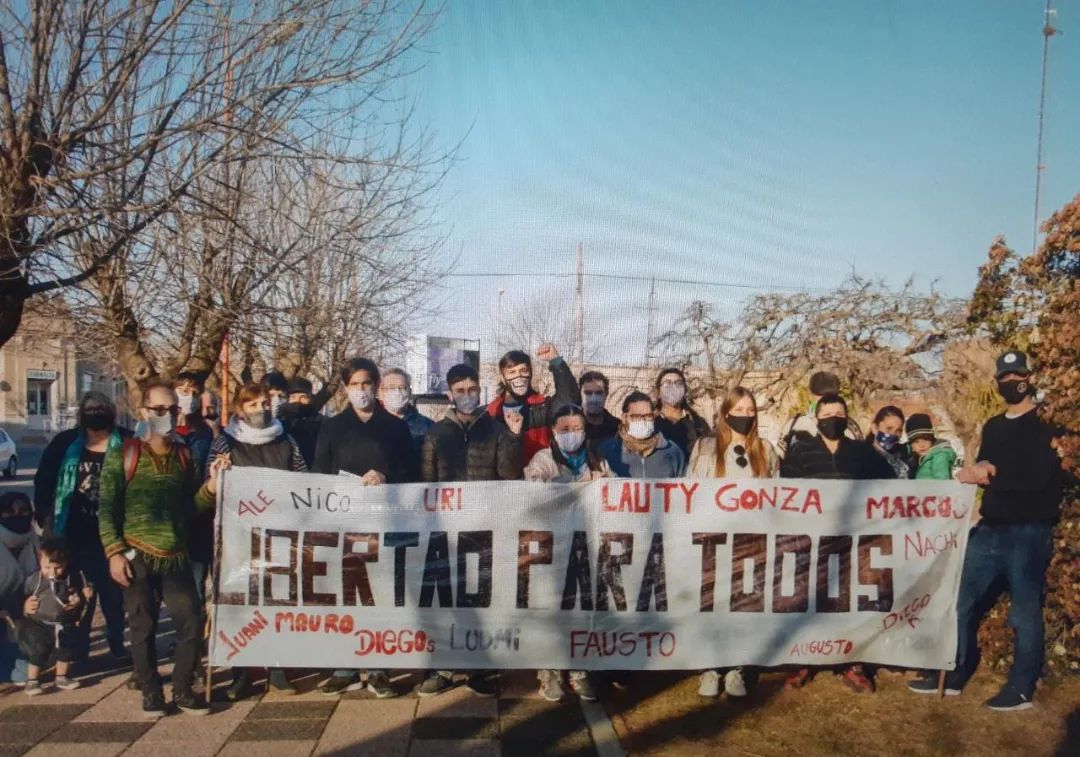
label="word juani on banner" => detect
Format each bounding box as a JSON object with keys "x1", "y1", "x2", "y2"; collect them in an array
[{"x1": 209, "y1": 469, "x2": 973, "y2": 671}]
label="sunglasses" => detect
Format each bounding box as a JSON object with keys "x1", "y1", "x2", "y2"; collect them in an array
[
  {"x1": 734, "y1": 444, "x2": 748, "y2": 468},
  {"x1": 144, "y1": 405, "x2": 179, "y2": 417}
]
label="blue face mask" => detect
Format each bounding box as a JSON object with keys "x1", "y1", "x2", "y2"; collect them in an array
[{"x1": 875, "y1": 432, "x2": 900, "y2": 450}]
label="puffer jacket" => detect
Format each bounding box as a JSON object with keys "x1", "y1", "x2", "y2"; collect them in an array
[
  {"x1": 914, "y1": 440, "x2": 957, "y2": 480},
  {"x1": 422, "y1": 410, "x2": 523, "y2": 482},
  {"x1": 487, "y1": 357, "x2": 581, "y2": 466},
  {"x1": 597, "y1": 434, "x2": 686, "y2": 479}
]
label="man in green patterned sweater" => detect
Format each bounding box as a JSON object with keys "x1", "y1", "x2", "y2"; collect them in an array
[{"x1": 99, "y1": 380, "x2": 226, "y2": 718}]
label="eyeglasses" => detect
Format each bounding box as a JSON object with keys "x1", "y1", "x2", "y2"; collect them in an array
[
  {"x1": 626, "y1": 413, "x2": 654, "y2": 422},
  {"x1": 733, "y1": 444, "x2": 748, "y2": 468},
  {"x1": 144, "y1": 405, "x2": 179, "y2": 417}
]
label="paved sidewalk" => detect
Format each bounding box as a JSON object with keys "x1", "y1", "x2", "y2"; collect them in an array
[{"x1": 0, "y1": 666, "x2": 609, "y2": 756}]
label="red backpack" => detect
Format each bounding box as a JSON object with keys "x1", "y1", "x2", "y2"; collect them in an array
[{"x1": 121, "y1": 438, "x2": 193, "y2": 485}]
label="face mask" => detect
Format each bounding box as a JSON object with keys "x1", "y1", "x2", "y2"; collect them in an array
[
  {"x1": 627, "y1": 419, "x2": 655, "y2": 440},
  {"x1": 82, "y1": 409, "x2": 114, "y2": 432},
  {"x1": 453, "y1": 394, "x2": 481, "y2": 416},
  {"x1": 269, "y1": 395, "x2": 285, "y2": 419},
  {"x1": 0, "y1": 514, "x2": 32, "y2": 535},
  {"x1": 508, "y1": 376, "x2": 531, "y2": 397},
  {"x1": 383, "y1": 388, "x2": 410, "y2": 414},
  {"x1": 583, "y1": 394, "x2": 606, "y2": 415},
  {"x1": 146, "y1": 413, "x2": 176, "y2": 438},
  {"x1": 0, "y1": 519, "x2": 33, "y2": 550},
  {"x1": 347, "y1": 387, "x2": 374, "y2": 411},
  {"x1": 245, "y1": 409, "x2": 272, "y2": 429},
  {"x1": 996, "y1": 379, "x2": 1030, "y2": 405},
  {"x1": 556, "y1": 430, "x2": 586, "y2": 455},
  {"x1": 177, "y1": 394, "x2": 198, "y2": 416},
  {"x1": 659, "y1": 384, "x2": 686, "y2": 406},
  {"x1": 875, "y1": 432, "x2": 900, "y2": 450},
  {"x1": 204, "y1": 412, "x2": 219, "y2": 422},
  {"x1": 725, "y1": 414, "x2": 755, "y2": 436},
  {"x1": 818, "y1": 416, "x2": 846, "y2": 441}
]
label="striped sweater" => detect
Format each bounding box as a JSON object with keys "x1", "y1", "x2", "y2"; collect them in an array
[{"x1": 98, "y1": 441, "x2": 215, "y2": 572}]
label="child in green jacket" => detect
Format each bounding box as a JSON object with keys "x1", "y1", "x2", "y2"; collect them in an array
[{"x1": 905, "y1": 413, "x2": 957, "y2": 480}]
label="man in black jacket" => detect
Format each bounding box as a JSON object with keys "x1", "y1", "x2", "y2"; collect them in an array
[
  {"x1": 908, "y1": 350, "x2": 1064, "y2": 711},
  {"x1": 313, "y1": 357, "x2": 414, "y2": 698},
  {"x1": 417, "y1": 363, "x2": 523, "y2": 697},
  {"x1": 278, "y1": 376, "x2": 330, "y2": 468},
  {"x1": 780, "y1": 393, "x2": 895, "y2": 694},
  {"x1": 312, "y1": 359, "x2": 413, "y2": 484},
  {"x1": 779, "y1": 394, "x2": 895, "y2": 481}
]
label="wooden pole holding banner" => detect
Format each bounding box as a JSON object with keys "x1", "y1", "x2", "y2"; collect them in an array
[{"x1": 937, "y1": 670, "x2": 946, "y2": 698}]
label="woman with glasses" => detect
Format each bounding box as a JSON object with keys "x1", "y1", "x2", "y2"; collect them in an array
[
  {"x1": 597, "y1": 391, "x2": 686, "y2": 479},
  {"x1": 687, "y1": 386, "x2": 777, "y2": 700},
  {"x1": 654, "y1": 368, "x2": 711, "y2": 458}
]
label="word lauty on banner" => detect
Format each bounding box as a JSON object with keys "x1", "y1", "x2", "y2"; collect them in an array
[{"x1": 209, "y1": 469, "x2": 974, "y2": 672}]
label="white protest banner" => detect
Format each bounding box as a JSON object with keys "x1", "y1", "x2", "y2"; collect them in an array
[{"x1": 209, "y1": 469, "x2": 973, "y2": 671}]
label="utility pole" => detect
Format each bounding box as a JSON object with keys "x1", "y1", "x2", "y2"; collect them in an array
[
  {"x1": 644, "y1": 277, "x2": 658, "y2": 367},
  {"x1": 575, "y1": 243, "x2": 585, "y2": 371},
  {"x1": 1033, "y1": 0, "x2": 1059, "y2": 253}
]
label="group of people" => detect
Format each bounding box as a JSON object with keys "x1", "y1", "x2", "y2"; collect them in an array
[{"x1": 0, "y1": 345, "x2": 1064, "y2": 717}]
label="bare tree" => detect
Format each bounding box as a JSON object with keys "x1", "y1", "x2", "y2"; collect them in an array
[
  {"x1": 654, "y1": 274, "x2": 966, "y2": 413},
  {"x1": 0, "y1": 0, "x2": 438, "y2": 355}
]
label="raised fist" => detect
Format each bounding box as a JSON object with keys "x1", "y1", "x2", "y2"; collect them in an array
[{"x1": 536, "y1": 343, "x2": 559, "y2": 362}]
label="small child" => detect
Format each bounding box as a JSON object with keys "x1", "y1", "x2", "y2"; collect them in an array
[
  {"x1": 905, "y1": 413, "x2": 958, "y2": 480},
  {"x1": 13, "y1": 538, "x2": 93, "y2": 695}
]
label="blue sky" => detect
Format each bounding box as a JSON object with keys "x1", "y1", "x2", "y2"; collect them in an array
[{"x1": 409, "y1": 1, "x2": 1079, "y2": 363}]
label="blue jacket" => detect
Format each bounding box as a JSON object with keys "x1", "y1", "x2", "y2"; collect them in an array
[{"x1": 598, "y1": 434, "x2": 686, "y2": 478}]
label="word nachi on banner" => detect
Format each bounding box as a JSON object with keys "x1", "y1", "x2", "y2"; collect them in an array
[{"x1": 210, "y1": 470, "x2": 973, "y2": 671}]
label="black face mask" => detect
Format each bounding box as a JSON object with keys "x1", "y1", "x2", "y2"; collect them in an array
[
  {"x1": 0, "y1": 514, "x2": 32, "y2": 534},
  {"x1": 996, "y1": 379, "x2": 1030, "y2": 405},
  {"x1": 289, "y1": 402, "x2": 316, "y2": 418},
  {"x1": 725, "y1": 414, "x2": 755, "y2": 436},
  {"x1": 82, "y1": 410, "x2": 115, "y2": 432},
  {"x1": 818, "y1": 416, "x2": 847, "y2": 441}
]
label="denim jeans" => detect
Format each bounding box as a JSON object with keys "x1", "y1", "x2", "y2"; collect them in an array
[
  {"x1": 71, "y1": 539, "x2": 126, "y2": 657},
  {"x1": 954, "y1": 521, "x2": 1054, "y2": 697}
]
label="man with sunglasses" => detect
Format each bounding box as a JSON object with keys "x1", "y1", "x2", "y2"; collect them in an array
[{"x1": 98, "y1": 380, "x2": 226, "y2": 718}]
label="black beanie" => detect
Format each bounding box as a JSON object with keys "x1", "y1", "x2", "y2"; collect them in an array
[
  {"x1": 905, "y1": 413, "x2": 934, "y2": 442},
  {"x1": 288, "y1": 377, "x2": 313, "y2": 396}
]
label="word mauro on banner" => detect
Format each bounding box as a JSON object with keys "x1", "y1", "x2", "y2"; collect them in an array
[{"x1": 210, "y1": 469, "x2": 974, "y2": 672}]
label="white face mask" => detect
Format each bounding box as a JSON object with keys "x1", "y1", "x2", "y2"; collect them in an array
[
  {"x1": 583, "y1": 394, "x2": 606, "y2": 415},
  {"x1": 269, "y1": 395, "x2": 285, "y2": 418},
  {"x1": 177, "y1": 394, "x2": 198, "y2": 416},
  {"x1": 383, "y1": 388, "x2": 410, "y2": 414},
  {"x1": 508, "y1": 376, "x2": 531, "y2": 396},
  {"x1": 347, "y1": 387, "x2": 375, "y2": 411},
  {"x1": 627, "y1": 419, "x2": 655, "y2": 440},
  {"x1": 146, "y1": 413, "x2": 176, "y2": 438},
  {"x1": 659, "y1": 384, "x2": 686, "y2": 406},
  {"x1": 555, "y1": 430, "x2": 586, "y2": 455}
]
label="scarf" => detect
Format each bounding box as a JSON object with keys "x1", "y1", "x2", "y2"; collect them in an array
[
  {"x1": 225, "y1": 417, "x2": 284, "y2": 446},
  {"x1": 54, "y1": 430, "x2": 125, "y2": 537},
  {"x1": 618, "y1": 425, "x2": 660, "y2": 458},
  {"x1": 562, "y1": 447, "x2": 589, "y2": 476}
]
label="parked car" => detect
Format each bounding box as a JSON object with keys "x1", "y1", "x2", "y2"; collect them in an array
[{"x1": 0, "y1": 428, "x2": 17, "y2": 478}]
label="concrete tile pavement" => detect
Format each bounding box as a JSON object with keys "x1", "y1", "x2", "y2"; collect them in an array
[{"x1": 0, "y1": 667, "x2": 612, "y2": 756}]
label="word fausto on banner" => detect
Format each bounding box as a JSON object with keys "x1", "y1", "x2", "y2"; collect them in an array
[{"x1": 210, "y1": 469, "x2": 973, "y2": 671}]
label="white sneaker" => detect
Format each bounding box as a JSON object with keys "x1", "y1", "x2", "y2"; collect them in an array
[
  {"x1": 698, "y1": 670, "x2": 720, "y2": 697},
  {"x1": 537, "y1": 670, "x2": 565, "y2": 702},
  {"x1": 724, "y1": 668, "x2": 747, "y2": 698}
]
